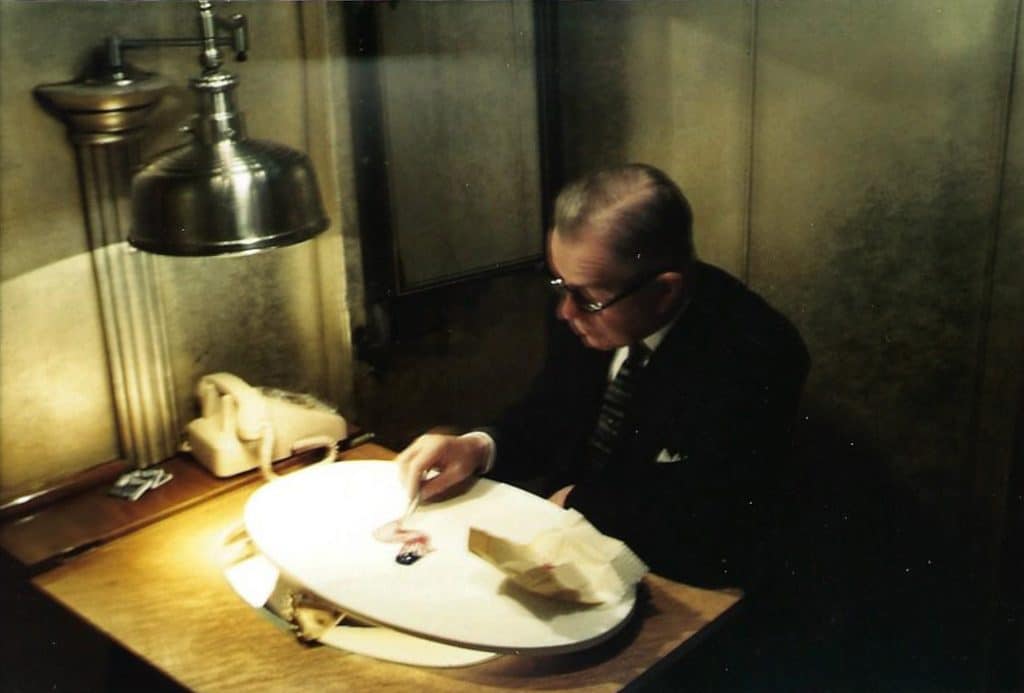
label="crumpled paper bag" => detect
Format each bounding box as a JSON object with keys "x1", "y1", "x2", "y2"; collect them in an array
[{"x1": 468, "y1": 509, "x2": 648, "y2": 604}]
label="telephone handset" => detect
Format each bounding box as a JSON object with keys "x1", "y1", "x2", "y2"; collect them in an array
[{"x1": 185, "y1": 373, "x2": 347, "y2": 479}]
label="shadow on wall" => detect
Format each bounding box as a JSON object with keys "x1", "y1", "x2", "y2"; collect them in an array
[{"x1": 353, "y1": 270, "x2": 550, "y2": 449}]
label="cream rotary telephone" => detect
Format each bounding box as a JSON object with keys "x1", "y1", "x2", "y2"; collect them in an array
[{"x1": 185, "y1": 373, "x2": 347, "y2": 479}]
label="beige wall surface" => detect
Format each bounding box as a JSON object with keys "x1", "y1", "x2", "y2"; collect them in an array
[
  {"x1": 1, "y1": 2, "x2": 134, "y2": 488},
  {"x1": 374, "y1": 0, "x2": 543, "y2": 291},
  {"x1": 0, "y1": 2, "x2": 354, "y2": 495},
  {"x1": 750, "y1": 0, "x2": 1016, "y2": 491},
  {"x1": 558, "y1": 1, "x2": 755, "y2": 277},
  {"x1": 980, "y1": 0, "x2": 1024, "y2": 558},
  {"x1": 0, "y1": 253, "x2": 119, "y2": 489},
  {"x1": 342, "y1": 1, "x2": 549, "y2": 448}
]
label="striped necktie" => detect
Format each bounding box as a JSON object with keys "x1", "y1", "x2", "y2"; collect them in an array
[{"x1": 586, "y1": 343, "x2": 649, "y2": 473}]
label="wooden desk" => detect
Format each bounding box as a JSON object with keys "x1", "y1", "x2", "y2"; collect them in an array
[{"x1": 27, "y1": 445, "x2": 742, "y2": 691}]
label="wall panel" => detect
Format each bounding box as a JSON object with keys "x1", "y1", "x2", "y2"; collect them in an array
[
  {"x1": 374, "y1": 1, "x2": 542, "y2": 291},
  {"x1": 979, "y1": 0, "x2": 1024, "y2": 571},
  {"x1": 0, "y1": 254, "x2": 118, "y2": 489},
  {"x1": 0, "y1": 2, "x2": 165, "y2": 281},
  {"x1": 750, "y1": 0, "x2": 1018, "y2": 492},
  {"x1": 344, "y1": 3, "x2": 550, "y2": 447},
  {"x1": 153, "y1": 244, "x2": 332, "y2": 429},
  {"x1": 0, "y1": 2, "x2": 148, "y2": 488},
  {"x1": 556, "y1": 0, "x2": 753, "y2": 275}
]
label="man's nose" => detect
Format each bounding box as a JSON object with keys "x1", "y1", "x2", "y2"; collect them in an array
[{"x1": 556, "y1": 293, "x2": 579, "y2": 321}]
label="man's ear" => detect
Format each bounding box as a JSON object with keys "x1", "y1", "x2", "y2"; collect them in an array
[{"x1": 654, "y1": 271, "x2": 685, "y2": 313}]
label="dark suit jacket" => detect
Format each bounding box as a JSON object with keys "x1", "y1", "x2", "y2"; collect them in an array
[{"x1": 487, "y1": 262, "x2": 810, "y2": 590}]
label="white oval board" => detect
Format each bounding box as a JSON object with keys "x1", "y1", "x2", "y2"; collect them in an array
[{"x1": 243, "y1": 461, "x2": 636, "y2": 654}]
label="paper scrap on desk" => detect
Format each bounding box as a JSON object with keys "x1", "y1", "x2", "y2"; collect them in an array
[{"x1": 468, "y1": 509, "x2": 648, "y2": 605}]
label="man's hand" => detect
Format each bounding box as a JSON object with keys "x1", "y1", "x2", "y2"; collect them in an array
[{"x1": 395, "y1": 433, "x2": 490, "y2": 502}]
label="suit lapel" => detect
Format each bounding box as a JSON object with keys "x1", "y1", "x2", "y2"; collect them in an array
[
  {"x1": 626, "y1": 268, "x2": 717, "y2": 460},
  {"x1": 633, "y1": 310, "x2": 701, "y2": 422}
]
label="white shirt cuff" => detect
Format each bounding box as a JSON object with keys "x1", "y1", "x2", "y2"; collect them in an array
[{"x1": 459, "y1": 431, "x2": 496, "y2": 474}]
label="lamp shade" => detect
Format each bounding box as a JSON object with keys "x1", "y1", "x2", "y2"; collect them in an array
[{"x1": 130, "y1": 137, "x2": 329, "y2": 256}]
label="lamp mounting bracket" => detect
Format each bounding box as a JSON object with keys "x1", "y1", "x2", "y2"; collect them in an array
[{"x1": 105, "y1": 0, "x2": 248, "y2": 79}]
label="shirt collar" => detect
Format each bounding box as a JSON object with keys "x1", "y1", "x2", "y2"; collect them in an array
[
  {"x1": 642, "y1": 288, "x2": 693, "y2": 352},
  {"x1": 641, "y1": 308, "x2": 680, "y2": 354},
  {"x1": 609, "y1": 297, "x2": 690, "y2": 377}
]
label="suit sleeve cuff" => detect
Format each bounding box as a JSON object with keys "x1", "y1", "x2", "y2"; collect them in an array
[{"x1": 459, "y1": 431, "x2": 496, "y2": 474}]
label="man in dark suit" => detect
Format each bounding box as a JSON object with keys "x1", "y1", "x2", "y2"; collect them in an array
[{"x1": 397, "y1": 163, "x2": 809, "y2": 591}]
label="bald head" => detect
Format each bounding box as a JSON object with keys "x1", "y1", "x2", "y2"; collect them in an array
[{"x1": 552, "y1": 164, "x2": 695, "y2": 279}]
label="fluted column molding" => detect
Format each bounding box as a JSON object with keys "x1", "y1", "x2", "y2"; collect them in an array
[{"x1": 35, "y1": 73, "x2": 181, "y2": 466}]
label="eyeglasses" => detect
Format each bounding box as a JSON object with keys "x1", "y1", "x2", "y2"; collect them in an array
[{"x1": 548, "y1": 270, "x2": 663, "y2": 314}]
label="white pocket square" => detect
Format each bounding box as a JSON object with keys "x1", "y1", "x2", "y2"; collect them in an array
[{"x1": 655, "y1": 449, "x2": 685, "y2": 463}]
